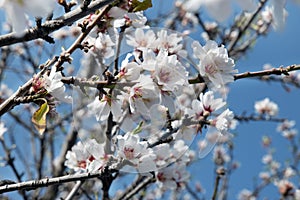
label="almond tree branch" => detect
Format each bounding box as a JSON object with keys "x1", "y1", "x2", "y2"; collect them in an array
[
  {"x1": 234, "y1": 65, "x2": 300, "y2": 80},
  {"x1": 0, "y1": 168, "x2": 117, "y2": 194},
  {"x1": 0, "y1": 0, "x2": 117, "y2": 47}
]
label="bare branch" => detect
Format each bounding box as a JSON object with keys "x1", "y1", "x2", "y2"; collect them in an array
[{"x1": 0, "y1": 168, "x2": 116, "y2": 194}]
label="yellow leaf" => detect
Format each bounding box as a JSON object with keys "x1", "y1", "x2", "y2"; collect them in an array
[
  {"x1": 31, "y1": 100, "x2": 49, "y2": 135},
  {"x1": 132, "y1": 0, "x2": 152, "y2": 12}
]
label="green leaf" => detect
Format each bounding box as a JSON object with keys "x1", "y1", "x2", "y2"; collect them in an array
[
  {"x1": 132, "y1": 121, "x2": 144, "y2": 135},
  {"x1": 31, "y1": 99, "x2": 49, "y2": 135},
  {"x1": 132, "y1": 0, "x2": 152, "y2": 12}
]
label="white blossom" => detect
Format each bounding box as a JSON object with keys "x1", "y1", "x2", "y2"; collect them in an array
[
  {"x1": 126, "y1": 28, "x2": 156, "y2": 51},
  {"x1": 118, "y1": 54, "x2": 141, "y2": 81},
  {"x1": 156, "y1": 162, "x2": 190, "y2": 190},
  {"x1": 254, "y1": 98, "x2": 278, "y2": 117},
  {"x1": 94, "y1": 32, "x2": 115, "y2": 60},
  {"x1": 153, "y1": 30, "x2": 187, "y2": 57},
  {"x1": 214, "y1": 108, "x2": 235, "y2": 134},
  {"x1": 192, "y1": 40, "x2": 237, "y2": 88},
  {"x1": 116, "y1": 132, "x2": 157, "y2": 173},
  {"x1": 64, "y1": 139, "x2": 107, "y2": 172},
  {"x1": 87, "y1": 95, "x2": 122, "y2": 121}
]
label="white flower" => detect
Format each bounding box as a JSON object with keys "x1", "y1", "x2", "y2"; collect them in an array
[
  {"x1": 199, "y1": 91, "x2": 226, "y2": 113},
  {"x1": 0, "y1": 0, "x2": 55, "y2": 35},
  {"x1": 153, "y1": 30, "x2": 187, "y2": 57},
  {"x1": 127, "y1": 75, "x2": 159, "y2": 117},
  {"x1": 94, "y1": 32, "x2": 115, "y2": 60},
  {"x1": 118, "y1": 54, "x2": 141, "y2": 81},
  {"x1": 126, "y1": 12, "x2": 148, "y2": 28},
  {"x1": 117, "y1": 132, "x2": 156, "y2": 173},
  {"x1": 214, "y1": 109, "x2": 234, "y2": 134},
  {"x1": 152, "y1": 51, "x2": 188, "y2": 91},
  {"x1": 126, "y1": 28, "x2": 156, "y2": 51},
  {"x1": 0, "y1": 122, "x2": 7, "y2": 139},
  {"x1": 43, "y1": 67, "x2": 72, "y2": 103},
  {"x1": 64, "y1": 139, "x2": 107, "y2": 172},
  {"x1": 192, "y1": 40, "x2": 237, "y2": 88},
  {"x1": 87, "y1": 95, "x2": 122, "y2": 121},
  {"x1": 254, "y1": 98, "x2": 278, "y2": 117}
]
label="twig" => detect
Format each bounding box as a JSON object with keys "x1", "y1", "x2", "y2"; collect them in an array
[
  {"x1": 234, "y1": 65, "x2": 300, "y2": 80},
  {"x1": 211, "y1": 167, "x2": 225, "y2": 200},
  {"x1": 64, "y1": 180, "x2": 84, "y2": 200}
]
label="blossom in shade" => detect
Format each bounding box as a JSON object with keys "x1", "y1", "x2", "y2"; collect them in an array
[
  {"x1": 192, "y1": 40, "x2": 237, "y2": 88},
  {"x1": 254, "y1": 98, "x2": 278, "y2": 117},
  {"x1": 156, "y1": 162, "x2": 190, "y2": 190},
  {"x1": 126, "y1": 28, "x2": 156, "y2": 51},
  {"x1": 0, "y1": 0, "x2": 55, "y2": 35},
  {"x1": 94, "y1": 32, "x2": 115, "y2": 60}
]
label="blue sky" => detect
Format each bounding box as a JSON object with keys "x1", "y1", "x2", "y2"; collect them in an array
[{"x1": 1, "y1": 1, "x2": 300, "y2": 199}]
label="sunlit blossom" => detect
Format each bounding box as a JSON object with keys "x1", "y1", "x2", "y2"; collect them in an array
[{"x1": 192, "y1": 40, "x2": 237, "y2": 88}]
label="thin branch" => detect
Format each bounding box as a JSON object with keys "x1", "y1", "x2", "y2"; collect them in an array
[
  {"x1": 186, "y1": 184, "x2": 201, "y2": 200},
  {"x1": 115, "y1": 176, "x2": 155, "y2": 200},
  {"x1": 211, "y1": 168, "x2": 225, "y2": 200},
  {"x1": 0, "y1": 57, "x2": 56, "y2": 116},
  {"x1": 234, "y1": 65, "x2": 300, "y2": 81},
  {"x1": 235, "y1": 114, "x2": 286, "y2": 123},
  {"x1": 0, "y1": 0, "x2": 117, "y2": 47},
  {"x1": 64, "y1": 180, "x2": 84, "y2": 200},
  {"x1": 0, "y1": 139, "x2": 28, "y2": 199}
]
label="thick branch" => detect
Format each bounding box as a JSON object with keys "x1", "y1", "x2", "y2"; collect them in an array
[
  {"x1": 0, "y1": 169, "x2": 116, "y2": 194},
  {"x1": 0, "y1": 0, "x2": 117, "y2": 47}
]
